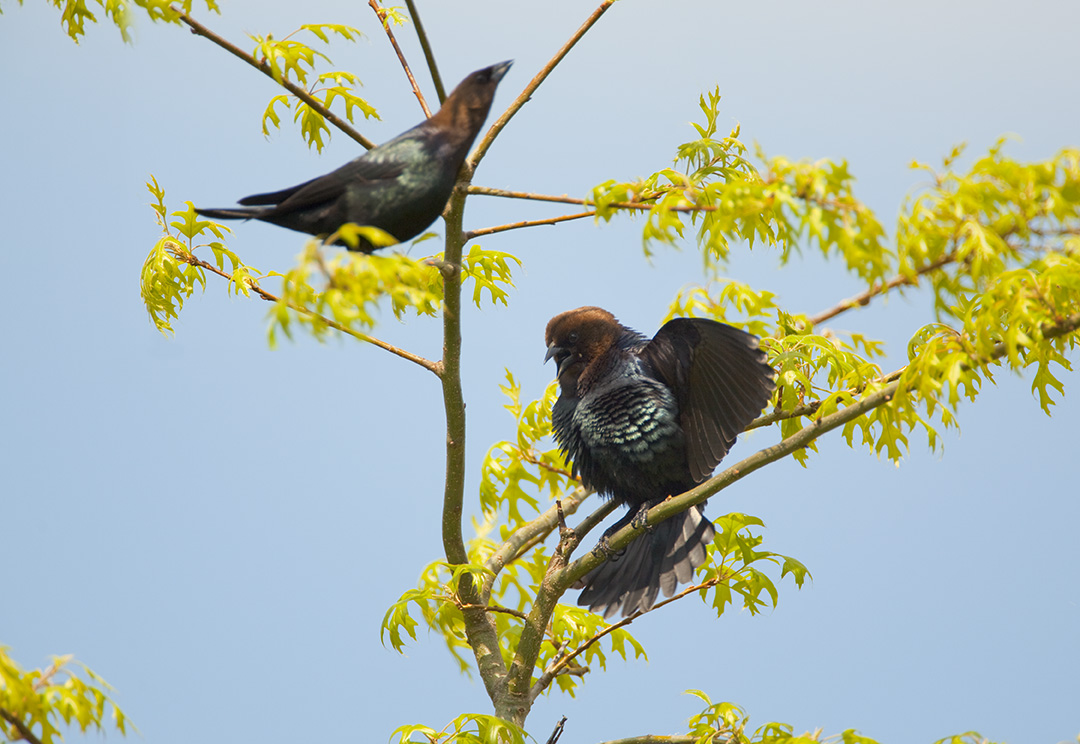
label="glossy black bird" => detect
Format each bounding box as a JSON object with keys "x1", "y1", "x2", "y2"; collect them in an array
[
  {"x1": 545, "y1": 307, "x2": 776, "y2": 618},
  {"x1": 196, "y1": 60, "x2": 512, "y2": 252}
]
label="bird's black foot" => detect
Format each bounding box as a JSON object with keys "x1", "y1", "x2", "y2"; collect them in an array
[
  {"x1": 591, "y1": 535, "x2": 625, "y2": 563},
  {"x1": 630, "y1": 502, "x2": 657, "y2": 532}
]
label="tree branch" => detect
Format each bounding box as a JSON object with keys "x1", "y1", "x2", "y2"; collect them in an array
[
  {"x1": 369, "y1": 0, "x2": 431, "y2": 118},
  {"x1": 170, "y1": 244, "x2": 441, "y2": 374},
  {"x1": 504, "y1": 532, "x2": 572, "y2": 721},
  {"x1": 466, "y1": 0, "x2": 616, "y2": 171},
  {"x1": 438, "y1": 185, "x2": 513, "y2": 710},
  {"x1": 566, "y1": 498, "x2": 619, "y2": 550},
  {"x1": 482, "y1": 486, "x2": 591, "y2": 601},
  {"x1": 464, "y1": 211, "x2": 596, "y2": 241},
  {"x1": 172, "y1": 6, "x2": 376, "y2": 150},
  {"x1": 0, "y1": 707, "x2": 44, "y2": 744},
  {"x1": 403, "y1": 0, "x2": 446, "y2": 104}
]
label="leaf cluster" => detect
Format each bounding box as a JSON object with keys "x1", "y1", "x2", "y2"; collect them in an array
[
  {"x1": 591, "y1": 89, "x2": 891, "y2": 287},
  {"x1": 140, "y1": 177, "x2": 252, "y2": 335},
  {"x1": 900, "y1": 143, "x2": 1080, "y2": 320},
  {"x1": 269, "y1": 243, "x2": 442, "y2": 345},
  {"x1": 681, "y1": 691, "x2": 1006, "y2": 744},
  {"x1": 253, "y1": 24, "x2": 379, "y2": 151},
  {"x1": 20, "y1": 0, "x2": 217, "y2": 43},
  {"x1": 0, "y1": 648, "x2": 129, "y2": 744},
  {"x1": 391, "y1": 713, "x2": 527, "y2": 744}
]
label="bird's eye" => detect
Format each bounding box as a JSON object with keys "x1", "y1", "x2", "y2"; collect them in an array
[{"x1": 567, "y1": 331, "x2": 579, "y2": 344}]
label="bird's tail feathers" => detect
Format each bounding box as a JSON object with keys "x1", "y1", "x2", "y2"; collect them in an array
[
  {"x1": 576, "y1": 504, "x2": 715, "y2": 619},
  {"x1": 194, "y1": 207, "x2": 265, "y2": 221}
]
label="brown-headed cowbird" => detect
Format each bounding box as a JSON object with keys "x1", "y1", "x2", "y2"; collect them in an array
[
  {"x1": 196, "y1": 61, "x2": 512, "y2": 252},
  {"x1": 545, "y1": 306, "x2": 776, "y2": 618}
]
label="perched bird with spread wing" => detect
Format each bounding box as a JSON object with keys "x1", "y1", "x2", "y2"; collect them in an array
[{"x1": 545, "y1": 307, "x2": 776, "y2": 617}]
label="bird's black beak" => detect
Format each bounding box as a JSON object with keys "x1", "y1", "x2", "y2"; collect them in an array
[
  {"x1": 488, "y1": 60, "x2": 513, "y2": 83},
  {"x1": 545, "y1": 343, "x2": 574, "y2": 376}
]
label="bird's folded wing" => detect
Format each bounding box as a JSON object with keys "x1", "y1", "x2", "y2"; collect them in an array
[
  {"x1": 237, "y1": 176, "x2": 321, "y2": 206},
  {"x1": 642, "y1": 318, "x2": 776, "y2": 483},
  {"x1": 237, "y1": 152, "x2": 411, "y2": 213}
]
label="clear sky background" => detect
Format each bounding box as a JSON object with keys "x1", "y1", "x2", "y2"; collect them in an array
[{"x1": 2, "y1": 1, "x2": 1077, "y2": 743}]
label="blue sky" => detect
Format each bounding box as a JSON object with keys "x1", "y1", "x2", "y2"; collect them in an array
[{"x1": 2, "y1": 1, "x2": 1078, "y2": 743}]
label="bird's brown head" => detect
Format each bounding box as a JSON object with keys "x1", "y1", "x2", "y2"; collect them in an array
[
  {"x1": 436, "y1": 60, "x2": 512, "y2": 140},
  {"x1": 544, "y1": 306, "x2": 622, "y2": 391}
]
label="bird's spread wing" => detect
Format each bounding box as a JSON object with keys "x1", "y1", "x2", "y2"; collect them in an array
[{"x1": 641, "y1": 318, "x2": 776, "y2": 482}]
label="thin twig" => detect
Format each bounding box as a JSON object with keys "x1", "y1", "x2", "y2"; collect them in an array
[
  {"x1": 744, "y1": 368, "x2": 905, "y2": 431},
  {"x1": 403, "y1": 0, "x2": 446, "y2": 104},
  {"x1": 170, "y1": 244, "x2": 441, "y2": 374},
  {"x1": 530, "y1": 573, "x2": 732, "y2": 700},
  {"x1": 172, "y1": 6, "x2": 376, "y2": 150},
  {"x1": 595, "y1": 737, "x2": 698, "y2": 744},
  {"x1": 469, "y1": 186, "x2": 588, "y2": 206},
  {"x1": 809, "y1": 221, "x2": 1080, "y2": 327},
  {"x1": 31, "y1": 657, "x2": 70, "y2": 691},
  {"x1": 482, "y1": 486, "x2": 590, "y2": 601},
  {"x1": 808, "y1": 253, "x2": 957, "y2": 326},
  {"x1": 467, "y1": 0, "x2": 617, "y2": 170},
  {"x1": 0, "y1": 708, "x2": 44, "y2": 744},
  {"x1": 569, "y1": 499, "x2": 618, "y2": 548},
  {"x1": 545, "y1": 716, "x2": 568, "y2": 744},
  {"x1": 470, "y1": 185, "x2": 658, "y2": 211},
  {"x1": 469, "y1": 184, "x2": 729, "y2": 214},
  {"x1": 458, "y1": 603, "x2": 529, "y2": 621},
  {"x1": 369, "y1": 0, "x2": 431, "y2": 117},
  {"x1": 464, "y1": 211, "x2": 596, "y2": 241}
]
